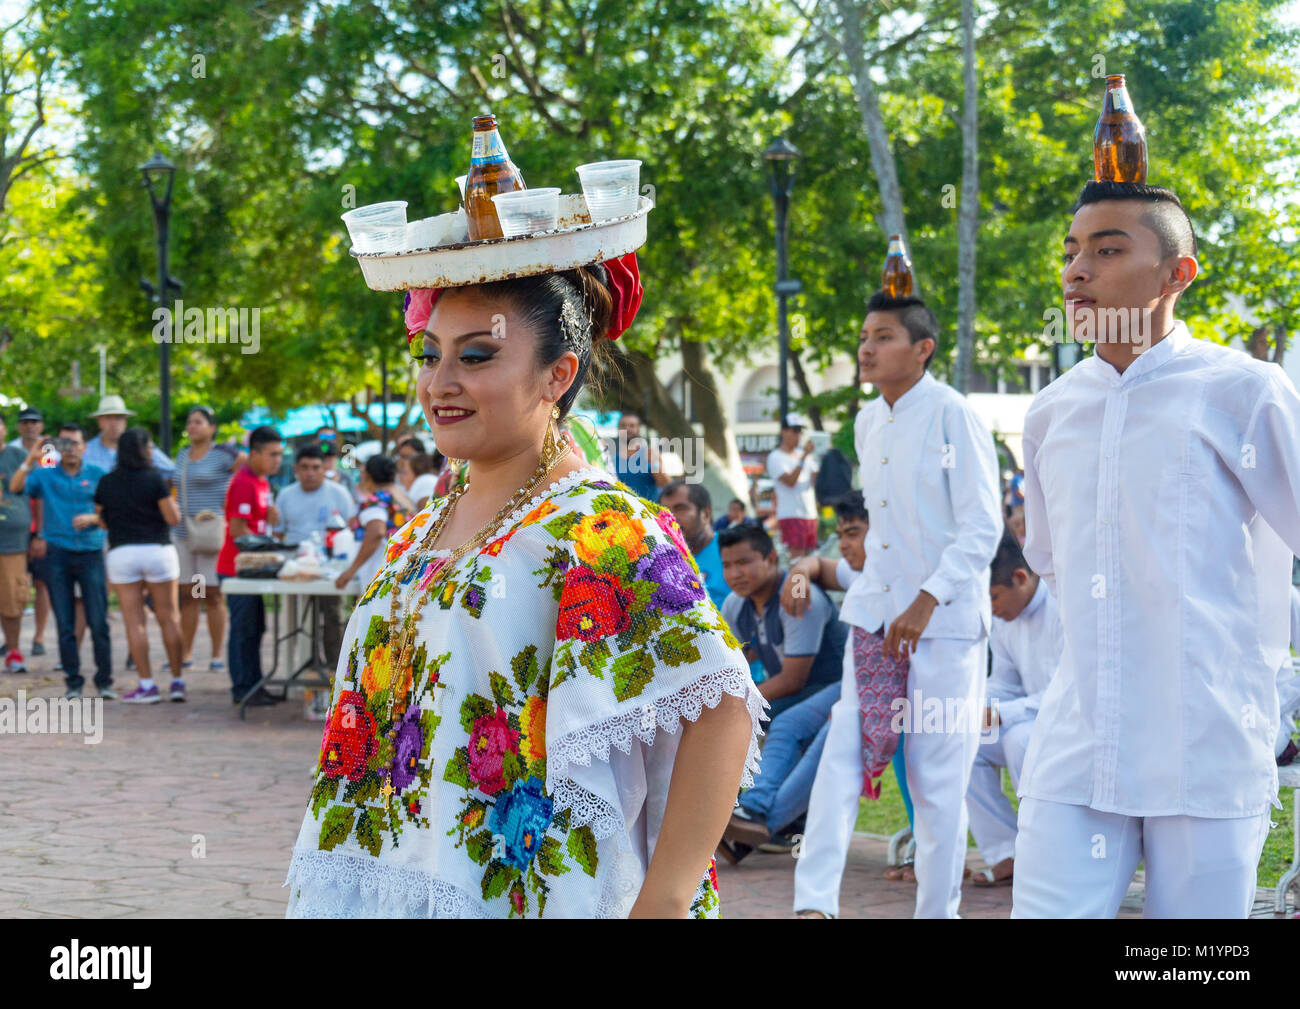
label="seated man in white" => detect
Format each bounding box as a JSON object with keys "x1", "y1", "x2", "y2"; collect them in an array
[{"x1": 965, "y1": 530, "x2": 1062, "y2": 887}]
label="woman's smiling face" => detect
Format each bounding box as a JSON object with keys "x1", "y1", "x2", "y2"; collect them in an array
[{"x1": 413, "y1": 287, "x2": 578, "y2": 463}]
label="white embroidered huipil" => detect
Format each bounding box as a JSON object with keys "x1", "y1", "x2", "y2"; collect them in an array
[
  {"x1": 1019, "y1": 322, "x2": 1300, "y2": 818},
  {"x1": 839, "y1": 371, "x2": 1003, "y2": 638},
  {"x1": 987, "y1": 579, "x2": 1063, "y2": 728}
]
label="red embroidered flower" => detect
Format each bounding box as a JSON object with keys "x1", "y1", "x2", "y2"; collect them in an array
[
  {"x1": 319, "y1": 691, "x2": 377, "y2": 780},
  {"x1": 467, "y1": 707, "x2": 521, "y2": 797},
  {"x1": 556, "y1": 566, "x2": 634, "y2": 642},
  {"x1": 480, "y1": 526, "x2": 518, "y2": 557}
]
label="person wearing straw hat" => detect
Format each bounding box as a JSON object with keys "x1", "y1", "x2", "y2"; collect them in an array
[
  {"x1": 84, "y1": 395, "x2": 175, "y2": 477},
  {"x1": 1011, "y1": 179, "x2": 1300, "y2": 919},
  {"x1": 285, "y1": 240, "x2": 764, "y2": 918}
]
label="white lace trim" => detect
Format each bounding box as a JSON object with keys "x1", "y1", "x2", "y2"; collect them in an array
[
  {"x1": 283, "y1": 849, "x2": 489, "y2": 919},
  {"x1": 423, "y1": 465, "x2": 611, "y2": 557},
  {"x1": 548, "y1": 665, "x2": 768, "y2": 837}
]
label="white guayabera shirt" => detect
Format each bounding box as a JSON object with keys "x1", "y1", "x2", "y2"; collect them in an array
[
  {"x1": 1020, "y1": 321, "x2": 1300, "y2": 818},
  {"x1": 986, "y1": 578, "x2": 1064, "y2": 728},
  {"x1": 840, "y1": 371, "x2": 1003, "y2": 638}
]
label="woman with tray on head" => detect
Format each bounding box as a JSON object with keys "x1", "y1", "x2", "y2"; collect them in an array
[{"x1": 284, "y1": 240, "x2": 765, "y2": 918}]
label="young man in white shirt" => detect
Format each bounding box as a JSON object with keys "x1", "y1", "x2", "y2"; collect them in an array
[
  {"x1": 766, "y1": 416, "x2": 819, "y2": 558},
  {"x1": 791, "y1": 292, "x2": 1003, "y2": 918},
  {"x1": 965, "y1": 530, "x2": 1063, "y2": 887},
  {"x1": 1014, "y1": 180, "x2": 1300, "y2": 918}
]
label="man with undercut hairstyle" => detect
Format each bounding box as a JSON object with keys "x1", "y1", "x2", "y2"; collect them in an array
[{"x1": 1013, "y1": 181, "x2": 1300, "y2": 919}]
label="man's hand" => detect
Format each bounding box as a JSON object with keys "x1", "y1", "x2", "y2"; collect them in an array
[
  {"x1": 28, "y1": 537, "x2": 46, "y2": 560},
  {"x1": 802, "y1": 439, "x2": 815, "y2": 458},
  {"x1": 266, "y1": 504, "x2": 281, "y2": 527},
  {"x1": 780, "y1": 558, "x2": 820, "y2": 617},
  {"x1": 24, "y1": 440, "x2": 44, "y2": 467},
  {"x1": 883, "y1": 591, "x2": 938, "y2": 662},
  {"x1": 71, "y1": 514, "x2": 99, "y2": 530}
]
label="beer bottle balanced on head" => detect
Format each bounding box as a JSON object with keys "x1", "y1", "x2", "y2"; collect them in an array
[
  {"x1": 882, "y1": 234, "x2": 914, "y2": 298},
  {"x1": 1093, "y1": 74, "x2": 1148, "y2": 184},
  {"x1": 464, "y1": 113, "x2": 528, "y2": 241}
]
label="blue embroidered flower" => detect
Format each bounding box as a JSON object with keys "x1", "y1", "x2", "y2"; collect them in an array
[
  {"x1": 488, "y1": 776, "x2": 554, "y2": 870},
  {"x1": 635, "y1": 543, "x2": 706, "y2": 615}
]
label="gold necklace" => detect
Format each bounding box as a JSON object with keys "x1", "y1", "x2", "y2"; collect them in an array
[{"x1": 379, "y1": 418, "x2": 573, "y2": 738}]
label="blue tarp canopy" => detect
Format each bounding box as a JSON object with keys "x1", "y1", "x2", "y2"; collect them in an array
[{"x1": 239, "y1": 402, "x2": 427, "y2": 439}]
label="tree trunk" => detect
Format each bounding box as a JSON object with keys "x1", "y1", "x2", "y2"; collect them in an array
[
  {"x1": 787, "y1": 349, "x2": 824, "y2": 429},
  {"x1": 680, "y1": 337, "x2": 751, "y2": 498},
  {"x1": 954, "y1": 0, "x2": 979, "y2": 394},
  {"x1": 831, "y1": 0, "x2": 919, "y2": 297}
]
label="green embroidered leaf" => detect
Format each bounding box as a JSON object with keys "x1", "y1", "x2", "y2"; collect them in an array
[
  {"x1": 500, "y1": 750, "x2": 524, "y2": 790},
  {"x1": 653, "y1": 625, "x2": 702, "y2": 668},
  {"x1": 465, "y1": 827, "x2": 494, "y2": 865},
  {"x1": 419, "y1": 708, "x2": 441, "y2": 758},
  {"x1": 529, "y1": 755, "x2": 547, "y2": 781},
  {"x1": 482, "y1": 863, "x2": 514, "y2": 900},
  {"x1": 508, "y1": 879, "x2": 528, "y2": 917},
  {"x1": 310, "y1": 776, "x2": 338, "y2": 818},
  {"x1": 511, "y1": 645, "x2": 540, "y2": 692},
  {"x1": 550, "y1": 642, "x2": 576, "y2": 689},
  {"x1": 443, "y1": 747, "x2": 472, "y2": 787},
  {"x1": 436, "y1": 580, "x2": 458, "y2": 610},
  {"x1": 362, "y1": 614, "x2": 388, "y2": 651},
  {"x1": 579, "y1": 638, "x2": 612, "y2": 679},
  {"x1": 617, "y1": 608, "x2": 661, "y2": 651},
  {"x1": 611, "y1": 648, "x2": 656, "y2": 702},
  {"x1": 366, "y1": 687, "x2": 390, "y2": 716},
  {"x1": 590, "y1": 492, "x2": 633, "y2": 516},
  {"x1": 489, "y1": 670, "x2": 516, "y2": 709},
  {"x1": 459, "y1": 692, "x2": 496, "y2": 733},
  {"x1": 628, "y1": 579, "x2": 657, "y2": 609},
  {"x1": 552, "y1": 808, "x2": 571, "y2": 833},
  {"x1": 318, "y1": 806, "x2": 354, "y2": 851},
  {"x1": 566, "y1": 825, "x2": 599, "y2": 877},
  {"x1": 543, "y1": 511, "x2": 582, "y2": 540},
  {"x1": 475, "y1": 565, "x2": 493, "y2": 583},
  {"x1": 411, "y1": 642, "x2": 428, "y2": 682},
  {"x1": 592, "y1": 544, "x2": 632, "y2": 578},
  {"x1": 536, "y1": 835, "x2": 569, "y2": 877},
  {"x1": 343, "y1": 773, "x2": 382, "y2": 805},
  {"x1": 354, "y1": 807, "x2": 384, "y2": 857}
]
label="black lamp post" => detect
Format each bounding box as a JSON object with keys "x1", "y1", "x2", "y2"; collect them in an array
[
  {"x1": 764, "y1": 137, "x2": 800, "y2": 427},
  {"x1": 140, "y1": 152, "x2": 176, "y2": 455}
]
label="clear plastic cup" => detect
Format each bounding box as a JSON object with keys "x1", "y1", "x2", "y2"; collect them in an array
[
  {"x1": 575, "y1": 160, "x2": 642, "y2": 221},
  {"x1": 341, "y1": 201, "x2": 408, "y2": 253},
  {"x1": 491, "y1": 188, "x2": 561, "y2": 237}
]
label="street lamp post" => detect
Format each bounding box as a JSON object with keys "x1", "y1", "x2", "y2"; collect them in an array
[
  {"x1": 140, "y1": 152, "x2": 176, "y2": 455},
  {"x1": 764, "y1": 137, "x2": 800, "y2": 427}
]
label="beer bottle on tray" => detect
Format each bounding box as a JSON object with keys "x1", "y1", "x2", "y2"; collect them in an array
[
  {"x1": 881, "y1": 234, "x2": 914, "y2": 298},
  {"x1": 465, "y1": 113, "x2": 527, "y2": 240},
  {"x1": 1093, "y1": 74, "x2": 1147, "y2": 184}
]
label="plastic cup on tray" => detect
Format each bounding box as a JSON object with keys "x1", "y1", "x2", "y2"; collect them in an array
[
  {"x1": 490, "y1": 188, "x2": 561, "y2": 238},
  {"x1": 341, "y1": 201, "x2": 409, "y2": 254},
  {"x1": 575, "y1": 160, "x2": 642, "y2": 221}
]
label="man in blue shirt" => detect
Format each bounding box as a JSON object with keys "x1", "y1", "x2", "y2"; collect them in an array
[
  {"x1": 719, "y1": 522, "x2": 846, "y2": 719},
  {"x1": 657, "y1": 479, "x2": 729, "y2": 611},
  {"x1": 9, "y1": 424, "x2": 113, "y2": 698},
  {"x1": 609, "y1": 411, "x2": 667, "y2": 502},
  {"x1": 83, "y1": 395, "x2": 174, "y2": 477}
]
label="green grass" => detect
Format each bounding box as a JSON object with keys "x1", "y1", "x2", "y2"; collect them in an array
[{"x1": 854, "y1": 765, "x2": 1297, "y2": 888}]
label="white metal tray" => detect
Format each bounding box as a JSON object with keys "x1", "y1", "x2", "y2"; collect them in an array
[{"x1": 351, "y1": 194, "x2": 651, "y2": 291}]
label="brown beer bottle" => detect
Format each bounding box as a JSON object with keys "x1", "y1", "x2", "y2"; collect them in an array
[
  {"x1": 464, "y1": 113, "x2": 527, "y2": 240},
  {"x1": 1093, "y1": 75, "x2": 1147, "y2": 184},
  {"x1": 881, "y1": 234, "x2": 914, "y2": 298}
]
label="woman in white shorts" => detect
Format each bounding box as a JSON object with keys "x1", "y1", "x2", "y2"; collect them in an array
[{"x1": 92, "y1": 428, "x2": 186, "y2": 704}]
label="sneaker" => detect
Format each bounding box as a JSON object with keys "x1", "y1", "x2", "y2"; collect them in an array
[
  {"x1": 53, "y1": 661, "x2": 63, "y2": 672},
  {"x1": 30, "y1": 642, "x2": 46, "y2": 657},
  {"x1": 209, "y1": 659, "x2": 226, "y2": 673},
  {"x1": 5, "y1": 650, "x2": 27, "y2": 674},
  {"x1": 121, "y1": 685, "x2": 160, "y2": 704},
  {"x1": 169, "y1": 679, "x2": 187, "y2": 702},
  {"x1": 98, "y1": 686, "x2": 119, "y2": 700},
  {"x1": 64, "y1": 686, "x2": 82, "y2": 699},
  {"x1": 161, "y1": 660, "x2": 194, "y2": 674}
]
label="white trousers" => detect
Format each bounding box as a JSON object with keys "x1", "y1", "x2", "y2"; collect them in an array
[
  {"x1": 793, "y1": 635, "x2": 986, "y2": 918},
  {"x1": 1011, "y1": 797, "x2": 1270, "y2": 918},
  {"x1": 965, "y1": 718, "x2": 1033, "y2": 866}
]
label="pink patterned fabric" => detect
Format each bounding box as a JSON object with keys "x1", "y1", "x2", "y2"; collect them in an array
[{"x1": 852, "y1": 625, "x2": 909, "y2": 799}]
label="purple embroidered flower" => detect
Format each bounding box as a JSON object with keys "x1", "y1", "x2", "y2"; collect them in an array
[
  {"x1": 463, "y1": 584, "x2": 486, "y2": 612},
  {"x1": 390, "y1": 705, "x2": 423, "y2": 793},
  {"x1": 635, "y1": 543, "x2": 706, "y2": 615},
  {"x1": 588, "y1": 480, "x2": 616, "y2": 490}
]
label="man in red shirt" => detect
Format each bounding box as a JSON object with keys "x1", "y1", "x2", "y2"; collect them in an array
[{"x1": 219, "y1": 426, "x2": 283, "y2": 707}]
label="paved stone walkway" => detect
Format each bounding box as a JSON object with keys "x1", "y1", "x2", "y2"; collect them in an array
[{"x1": 0, "y1": 608, "x2": 1289, "y2": 918}]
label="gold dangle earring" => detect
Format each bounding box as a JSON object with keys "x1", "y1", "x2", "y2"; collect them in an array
[{"x1": 541, "y1": 405, "x2": 561, "y2": 470}]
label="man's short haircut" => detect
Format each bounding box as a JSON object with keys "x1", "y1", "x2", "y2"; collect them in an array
[
  {"x1": 410, "y1": 452, "x2": 435, "y2": 476},
  {"x1": 295, "y1": 444, "x2": 325, "y2": 464},
  {"x1": 396, "y1": 435, "x2": 425, "y2": 454},
  {"x1": 58, "y1": 422, "x2": 83, "y2": 437},
  {"x1": 990, "y1": 529, "x2": 1033, "y2": 588},
  {"x1": 864, "y1": 291, "x2": 940, "y2": 370},
  {"x1": 249, "y1": 425, "x2": 282, "y2": 452},
  {"x1": 717, "y1": 522, "x2": 776, "y2": 559},
  {"x1": 1072, "y1": 181, "x2": 1198, "y2": 261},
  {"x1": 729, "y1": 498, "x2": 746, "y2": 509},
  {"x1": 660, "y1": 478, "x2": 711, "y2": 515},
  {"x1": 833, "y1": 490, "x2": 869, "y2": 525}
]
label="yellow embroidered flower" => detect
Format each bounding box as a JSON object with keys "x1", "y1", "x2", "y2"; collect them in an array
[
  {"x1": 520, "y1": 500, "x2": 559, "y2": 527},
  {"x1": 572, "y1": 510, "x2": 648, "y2": 565},
  {"x1": 360, "y1": 644, "x2": 393, "y2": 693},
  {"x1": 520, "y1": 696, "x2": 547, "y2": 764},
  {"x1": 463, "y1": 807, "x2": 484, "y2": 829}
]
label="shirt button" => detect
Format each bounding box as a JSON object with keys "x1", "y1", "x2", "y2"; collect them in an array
[
  {"x1": 881, "y1": 542, "x2": 889, "y2": 549},
  {"x1": 880, "y1": 500, "x2": 887, "y2": 507},
  {"x1": 888, "y1": 416, "x2": 894, "y2": 423},
  {"x1": 881, "y1": 457, "x2": 888, "y2": 464},
  {"x1": 883, "y1": 585, "x2": 891, "y2": 592}
]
